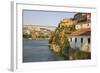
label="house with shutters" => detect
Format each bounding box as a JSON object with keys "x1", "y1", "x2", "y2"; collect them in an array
[
  {"x1": 68, "y1": 28, "x2": 90, "y2": 52},
  {"x1": 68, "y1": 13, "x2": 91, "y2": 52}
]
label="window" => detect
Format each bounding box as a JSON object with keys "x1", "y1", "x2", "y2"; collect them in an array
[
  {"x1": 75, "y1": 38, "x2": 77, "y2": 43},
  {"x1": 87, "y1": 24, "x2": 89, "y2": 27},
  {"x1": 81, "y1": 38, "x2": 83, "y2": 43},
  {"x1": 70, "y1": 38, "x2": 72, "y2": 42},
  {"x1": 88, "y1": 38, "x2": 90, "y2": 43}
]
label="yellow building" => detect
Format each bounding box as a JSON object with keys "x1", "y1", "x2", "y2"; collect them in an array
[{"x1": 59, "y1": 18, "x2": 74, "y2": 28}]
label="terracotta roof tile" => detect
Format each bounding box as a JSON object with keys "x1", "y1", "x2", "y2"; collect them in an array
[{"x1": 70, "y1": 28, "x2": 91, "y2": 36}]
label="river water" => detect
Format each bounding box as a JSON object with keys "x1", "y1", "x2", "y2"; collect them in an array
[{"x1": 23, "y1": 39, "x2": 65, "y2": 62}]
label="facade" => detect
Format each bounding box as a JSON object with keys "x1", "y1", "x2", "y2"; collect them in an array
[
  {"x1": 68, "y1": 13, "x2": 91, "y2": 52},
  {"x1": 69, "y1": 36, "x2": 90, "y2": 48},
  {"x1": 73, "y1": 13, "x2": 91, "y2": 30},
  {"x1": 67, "y1": 13, "x2": 91, "y2": 52},
  {"x1": 68, "y1": 28, "x2": 91, "y2": 52},
  {"x1": 75, "y1": 21, "x2": 91, "y2": 30}
]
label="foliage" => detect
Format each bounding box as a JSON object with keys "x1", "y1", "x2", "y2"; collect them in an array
[
  {"x1": 69, "y1": 25, "x2": 76, "y2": 31},
  {"x1": 49, "y1": 21, "x2": 71, "y2": 55}
]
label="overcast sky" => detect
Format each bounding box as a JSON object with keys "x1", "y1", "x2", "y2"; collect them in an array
[{"x1": 23, "y1": 10, "x2": 76, "y2": 26}]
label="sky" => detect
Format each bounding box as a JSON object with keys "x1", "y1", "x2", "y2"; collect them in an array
[{"x1": 23, "y1": 10, "x2": 77, "y2": 27}]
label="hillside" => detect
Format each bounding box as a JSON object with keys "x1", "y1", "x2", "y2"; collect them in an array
[
  {"x1": 23, "y1": 25, "x2": 54, "y2": 39},
  {"x1": 49, "y1": 18, "x2": 75, "y2": 55}
]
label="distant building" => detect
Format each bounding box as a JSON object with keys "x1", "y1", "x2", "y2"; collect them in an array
[{"x1": 23, "y1": 29, "x2": 31, "y2": 35}]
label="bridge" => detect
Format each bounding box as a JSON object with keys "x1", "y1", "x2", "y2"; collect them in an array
[
  {"x1": 27, "y1": 38, "x2": 50, "y2": 40},
  {"x1": 23, "y1": 25, "x2": 56, "y2": 31}
]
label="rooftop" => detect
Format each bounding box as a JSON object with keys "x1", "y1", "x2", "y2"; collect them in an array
[
  {"x1": 76, "y1": 20, "x2": 91, "y2": 25},
  {"x1": 70, "y1": 28, "x2": 91, "y2": 36}
]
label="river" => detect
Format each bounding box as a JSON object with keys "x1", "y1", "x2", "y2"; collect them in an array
[{"x1": 23, "y1": 39, "x2": 65, "y2": 62}]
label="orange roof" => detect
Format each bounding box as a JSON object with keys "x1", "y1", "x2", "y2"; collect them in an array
[{"x1": 70, "y1": 28, "x2": 91, "y2": 36}]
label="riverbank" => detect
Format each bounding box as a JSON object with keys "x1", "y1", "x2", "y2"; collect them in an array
[
  {"x1": 64, "y1": 49, "x2": 91, "y2": 60},
  {"x1": 49, "y1": 44, "x2": 91, "y2": 60}
]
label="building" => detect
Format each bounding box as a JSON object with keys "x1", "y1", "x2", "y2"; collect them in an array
[
  {"x1": 75, "y1": 20, "x2": 91, "y2": 30},
  {"x1": 68, "y1": 28, "x2": 91, "y2": 52},
  {"x1": 73, "y1": 13, "x2": 91, "y2": 22},
  {"x1": 23, "y1": 29, "x2": 31, "y2": 35},
  {"x1": 67, "y1": 13, "x2": 91, "y2": 52},
  {"x1": 73, "y1": 13, "x2": 91, "y2": 30}
]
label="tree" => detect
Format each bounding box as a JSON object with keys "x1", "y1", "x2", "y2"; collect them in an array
[
  {"x1": 69, "y1": 25, "x2": 76, "y2": 31},
  {"x1": 49, "y1": 19, "x2": 71, "y2": 54}
]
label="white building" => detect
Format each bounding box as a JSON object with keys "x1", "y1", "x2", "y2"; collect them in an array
[
  {"x1": 75, "y1": 21, "x2": 91, "y2": 30},
  {"x1": 68, "y1": 28, "x2": 91, "y2": 52}
]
